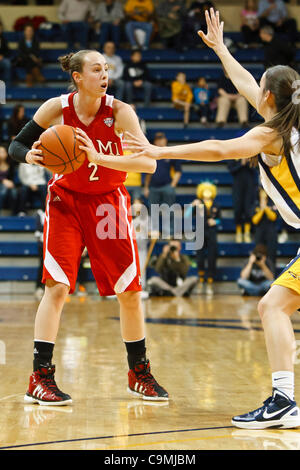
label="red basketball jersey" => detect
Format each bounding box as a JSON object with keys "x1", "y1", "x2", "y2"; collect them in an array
[{"x1": 49, "y1": 92, "x2": 127, "y2": 194}]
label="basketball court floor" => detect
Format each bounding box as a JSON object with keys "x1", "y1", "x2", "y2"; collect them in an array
[{"x1": 1, "y1": 294, "x2": 300, "y2": 450}]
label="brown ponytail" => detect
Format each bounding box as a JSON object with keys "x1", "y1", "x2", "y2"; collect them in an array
[
  {"x1": 261, "y1": 65, "x2": 300, "y2": 159},
  {"x1": 58, "y1": 49, "x2": 97, "y2": 91}
]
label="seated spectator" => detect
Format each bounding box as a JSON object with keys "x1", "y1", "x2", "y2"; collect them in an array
[
  {"x1": 188, "y1": 182, "x2": 220, "y2": 295},
  {"x1": 183, "y1": 0, "x2": 214, "y2": 48},
  {"x1": 252, "y1": 187, "x2": 278, "y2": 264},
  {"x1": 237, "y1": 244, "x2": 275, "y2": 296},
  {"x1": 259, "y1": 25, "x2": 295, "y2": 68},
  {"x1": 94, "y1": 0, "x2": 124, "y2": 49},
  {"x1": 0, "y1": 22, "x2": 12, "y2": 86},
  {"x1": 147, "y1": 240, "x2": 198, "y2": 297},
  {"x1": 124, "y1": 104, "x2": 146, "y2": 203},
  {"x1": 240, "y1": 0, "x2": 260, "y2": 45},
  {"x1": 7, "y1": 104, "x2": 29, "y2": 143},
  {"x1": 15, "y1": 24, "x2": 45, "y2": 87},
  {"x1": 0, "y1": 144, "x2": 18, "y2": 215},
  {"x1": 124, "y1": 50, "x2": 152, "y2": 107},
  {"x1": 171, "y1": 72, "x2": 193, "y2": 128},
  {"x1": 193, "y1": 77, "x2": 210, "y2": 124},
  {"x1": 216, "y1": 70, "x2": 248, "y2": 127},
  {"x1": 124, "y1": 0, "x2": 154, "y2": 50},
  {"x1": 18, "y1": 163, "x2": 48, "y2": 212},
  {"x1": 102, "y1": 41, "x2": 125, "y2": 100},
  {"x1": 58, "y1": 0, "x2": 95, "y2": 51},
  {"x1": 156, "y1": 0, "x2": 186, "y2": 50},
  {"x1": 144, "y1": 132, "x2": 181, "y2": 236},
  {"x1": 257, "y1": 0, "x2": 298, "y2": 43}
]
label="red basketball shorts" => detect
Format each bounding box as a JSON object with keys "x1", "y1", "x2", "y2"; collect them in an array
[{"x1": 42, "y1": 182, "x2": 142, "y2": 296}]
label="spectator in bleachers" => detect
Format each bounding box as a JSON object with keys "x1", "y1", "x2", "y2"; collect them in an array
[
  {"x1": 216, "y1": 70, "x2": 248, "y2": 127},
  {"x1": 144, "y1": 132, "x2": 181, "y2": 235},
  {"x1": 259, "y1": 25, "x2": 295, "y2": 68},
  {"x1": 186, "y1": 182, "x2": 220, "y2": 295},
  {"x1": 193, "y1": 77, "x2": 210, "y2": 125},
  {"x1": 102, "y1": 41, "x2": 125, "y2": 100},
  {"x1": 240, "y1": 0, "x2": 260, "y2": 45},
  {"x1": 94, "y1": 0, "x2": 124, "y2": 49},
  {"x1": 0, "y1": 22, "x2": 12, "y2": 86},
  {"x1": 15, "y1": 24, "x2": 45, "y2": 87},
  {"x1": 7, "y1": 104, "x2": 29, "y2": 142},
  {"x1": 227, "y1": 157, "x2": 257, "y2": 243},
  {"x1": 156, "y1": 0, "x2": 186, "y2": 50},
  {"x1": 124, "y1": 0, "x2": 154, "y2": 50},
  {"x1": 183, "y1": 1, "x2": 214, "y2": 48},
  {"x1": 257, "y1": 0, "x2": 298, "y2": 43},
  {"x1": 124, "y1": 103, "x2": 146, "y2": 203},
  {"x1": 147, "y1": 240, "x2": 198, "y2": 297},
  {"x1": 124, "y1": 50, "x2": 152, "y2": 107},
  {"x1": 237, "y1": 244, "x2": 275, "y2": 296},
  {"x1": 0, "y1": 144, "x2": 18, "y2": 215},
  {"x1": 58, "y1": 0, "x2": 95, "y2": 51},
  {"x1": 18, "y1": 162, "x2": 48, "y2": 212},
  {"x1": 252, "y1": 187, "x2": 278, "y2": 265},
  {"x1": 171, "y1": 72, "x2": 193, "y2": 128}
]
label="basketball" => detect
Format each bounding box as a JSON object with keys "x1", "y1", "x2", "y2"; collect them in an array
[{"x1": 38, "y1": 124, "x2": 86, "y2": 175}]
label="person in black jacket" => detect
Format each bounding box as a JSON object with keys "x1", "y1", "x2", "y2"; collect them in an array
[
  {"x1": 0, "y1": 144, "x2": 18, "y2": 215},
  {"x1": 7, "y1": 104, "x2": 30, "y2": 143},
  {"x1": 0, "y1": 22, "x2": 12, "y2": 86},
  {"x1": 227, "y1": 156, "x2": 257, "y2": 243},
  {"x1": 15, "y1": 24, "x2": 45, "y2": 87},
  {"x1": 124, "y1": 50, "x2": 152, "y2": 107},
  {"x1": 259, "y1": 25, "x2": 295, "y2": 69}
]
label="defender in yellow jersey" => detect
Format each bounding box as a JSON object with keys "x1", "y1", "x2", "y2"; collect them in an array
[{"x1": 124, "y1": 8, "x2": 300, "y2": 429}]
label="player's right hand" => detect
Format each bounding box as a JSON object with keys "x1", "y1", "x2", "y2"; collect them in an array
[{"x1": 25, "y1": 140, "x2": 44, "y2": 166}]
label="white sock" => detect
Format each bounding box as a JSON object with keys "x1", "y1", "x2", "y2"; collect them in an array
[{"x1": 272, "y1": 371, "x2": 294, "y2": 401}]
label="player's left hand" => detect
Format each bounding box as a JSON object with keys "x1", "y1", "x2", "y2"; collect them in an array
[
  {"x1": 123, "y1": 131, "x2": 162, "y2": 160},
  {"x1": 76, "y1": 128, "x2": 102, "y2": 165}
]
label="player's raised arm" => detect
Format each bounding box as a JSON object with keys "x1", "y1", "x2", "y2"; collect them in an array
[{"x1": 199, "y1": 8, "x2": 261, "y2": 115}]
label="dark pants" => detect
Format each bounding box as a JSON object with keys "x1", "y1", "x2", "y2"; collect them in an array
[
  {"x1": 125, "y1": 80, "x2": 152, "y2": 107},
  {"x1": 241, "y1": 25, "x2": 260, "y2": 44},
  {"x1": 232, "y1": 171, "x2": 256, "y2": 225},
  {"x1": 196, "y1": 227, "x2": 218, "y2": 280},
  {"x1": 63, "y1": 21, "x2": 89, "y2": 50},
  {"x1": 36, "y1": 241, "x2": 44, "y2": 288},
  {"x1": 18, "y1": 185, "x2": 47, "y2": 212},
  {"x1": 254, "y1": 221, "x2": 278, "y2": 265},
  {"x1": 148, "y1": 184, "x2": 176, "y2": 235},
  {"x1": 0, "y1": 58, "x2": 12, "y2": 86},
  {"x1": 98, "y1": 22, "x2": 121, "y2": 48},
  {"x1": 0, "y1": 184, "x2": 18, "y2": 214}
]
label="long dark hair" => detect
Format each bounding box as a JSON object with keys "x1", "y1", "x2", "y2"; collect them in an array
[{"x1": 262, "y1": 65, "x2": 300, "y2": 158}]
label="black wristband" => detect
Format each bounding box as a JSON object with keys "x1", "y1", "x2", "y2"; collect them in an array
[{"x1": 8, "y1": 120, "x2": 46, "y2": 163}]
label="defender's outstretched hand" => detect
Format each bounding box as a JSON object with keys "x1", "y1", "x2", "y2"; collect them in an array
[
  {"x1": 198, "y1": 8, "x2": 224, "y2": 53},
  {"x1": 123, "y1": 132, "x2": 162, "y2": 160}
]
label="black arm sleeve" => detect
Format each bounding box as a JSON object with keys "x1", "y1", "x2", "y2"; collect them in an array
[{"x1": 8, "y1": 120, "x2": 46, "y2": 163}]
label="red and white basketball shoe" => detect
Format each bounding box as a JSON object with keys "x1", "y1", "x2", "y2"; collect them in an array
[
  {"x1": 24, "y1": 365, "x2": 72, "y2": 406},
  {"x1": 128, "y1": 360, "x2": 169, "y2": 401}
]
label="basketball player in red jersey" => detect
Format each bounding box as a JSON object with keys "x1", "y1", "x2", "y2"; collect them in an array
[{"x1": 9, "y1": 50, "x2": 169, "y2": 405}]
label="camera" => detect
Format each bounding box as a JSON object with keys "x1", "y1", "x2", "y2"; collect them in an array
[
  {"x1": 256, "y1": 254, "x2": 262, "y2": 261},
  {"x1": 169, "y1": 246, "x2": 177, "y2": 253}
]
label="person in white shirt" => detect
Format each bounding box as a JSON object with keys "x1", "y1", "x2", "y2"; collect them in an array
[
  {"x1": 102, "y1": 41, "x2": 125, "y2": 100},
  {"x1": 94, "y1": 0, "x2": 124, "y2": 48},
  {"x1": 58, "y1": 0, "x2": 95, "y2": 50},
  {"x1": 18, "y1": 163, "x2": 48, "y2": 212}
]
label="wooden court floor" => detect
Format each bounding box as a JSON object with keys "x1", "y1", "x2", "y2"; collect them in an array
[{"x1": 1, "y1": 293, "x2": 300, "y2": 450}]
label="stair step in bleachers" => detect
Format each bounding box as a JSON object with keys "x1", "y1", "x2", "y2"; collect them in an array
[{"x1": 0, "y1": 240, "x2": 298, "y2": 258}]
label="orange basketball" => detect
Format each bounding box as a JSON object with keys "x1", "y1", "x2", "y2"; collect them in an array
[{"x1": 38, "y1": 125, "x2": 86, "y2": 175}]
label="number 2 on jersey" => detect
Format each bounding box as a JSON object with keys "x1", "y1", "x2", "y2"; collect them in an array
[{"x1": 88, "y1": 162, "x2": 99, "y2": 181}]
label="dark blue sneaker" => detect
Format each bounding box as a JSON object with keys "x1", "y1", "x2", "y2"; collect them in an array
[{"x1": 232, "y1": 388, "x2": 300, "y2": 429}]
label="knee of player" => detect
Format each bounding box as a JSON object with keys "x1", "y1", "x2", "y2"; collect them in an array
[
  {"x1": 45, "y1": 281, "x2": 69, "y2": 304},
  {"x1": 117, "y1": 290, "x2": 141, "y2": 309},
  {"x1": 257, "y1": 294, "x2": 274, "y2": 320}
]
